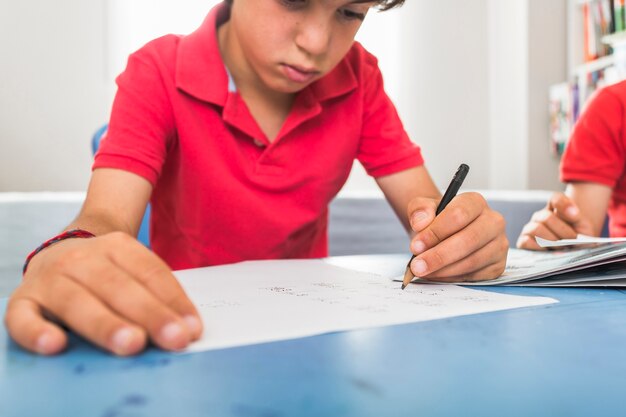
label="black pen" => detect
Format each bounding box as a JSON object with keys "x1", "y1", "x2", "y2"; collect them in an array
[{"x1": 401, "y1": 163, "x2": 470, "y2": 290}]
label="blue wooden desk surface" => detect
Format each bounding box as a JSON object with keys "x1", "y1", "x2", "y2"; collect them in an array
[{"x1": 2, "y1": 254, "x2": 626, "y2": 417}]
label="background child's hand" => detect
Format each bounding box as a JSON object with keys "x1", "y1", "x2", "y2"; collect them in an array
[
  {"x1": 4, "y1": 232, "x2": 203, "y2": 356},
  {"x1": 516, "y1": 192, "x2": 595, "y2": 250},
  {"x1": 406, "y1": 192, "x2": 508, "y2": 282}
]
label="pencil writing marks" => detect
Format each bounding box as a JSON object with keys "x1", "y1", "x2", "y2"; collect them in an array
[
  {"x1": 198, "y1": 300, "x2": 242, "y2": 309},
  {"x1": 175, "y1": 259, "x2": 557, "y2": 353}
]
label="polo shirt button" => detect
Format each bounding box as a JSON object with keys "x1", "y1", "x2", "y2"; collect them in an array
[{"x1": 253, "y1": 139, "x2": 266, "y2": 148}]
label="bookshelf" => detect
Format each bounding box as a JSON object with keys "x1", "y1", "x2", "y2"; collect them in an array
[{"x1": 550, "y1": 0, "x2": 626, "y2": 155}]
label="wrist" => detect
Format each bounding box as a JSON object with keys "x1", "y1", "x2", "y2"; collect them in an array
[{"x1": 23, "y1": 229, "x2": 96, "y2": 275}]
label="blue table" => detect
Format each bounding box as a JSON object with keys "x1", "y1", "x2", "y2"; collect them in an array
[{"x1": 2, "y1": 255, "x2": 626, "y2": 417}]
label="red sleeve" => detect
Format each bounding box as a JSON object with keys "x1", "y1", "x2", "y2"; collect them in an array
[
  {"x1": 356, "y1": 49, "x2": 424, "y2": 178},
  {"x1": 93, "y1": 37, "x2": 178, "y2": 187},
  {"x1": 561, "y1": 86, "x2": 626, "y2": 188}
]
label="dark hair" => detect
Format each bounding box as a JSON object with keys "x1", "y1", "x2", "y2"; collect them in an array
[
  {"x1": 376, "y1": 0, "x2": 404, "y2": 11},
  {"x1": 223, "y1": 1, "x2": 405, "y2": 11}
]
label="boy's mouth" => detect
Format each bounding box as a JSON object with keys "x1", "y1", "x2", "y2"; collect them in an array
[{"x1": 281, "y1": 64, "x2": 320, "y2": 84}]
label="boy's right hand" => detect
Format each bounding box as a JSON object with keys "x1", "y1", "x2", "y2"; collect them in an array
[
  {"x1": 4, "y1": 232, "x2": 203, "y2": 356},
  {"x1": 516, "y1": 192, "x2": 595, "y2": 250}
]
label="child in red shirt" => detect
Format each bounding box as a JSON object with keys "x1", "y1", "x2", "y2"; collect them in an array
[
  {"x1": 517, "y1": 80, "x2": 626, "y2": 250},
  {"x1": 94, "y1": 3, "x2": 424, "y2": 270},
  {"x1": 6, "y1": 0, "x2": 508, "y2": 356}
]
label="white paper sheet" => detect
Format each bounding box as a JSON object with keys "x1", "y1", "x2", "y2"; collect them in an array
[
  {"x1": 175, "y1": 259, "x2": 557, "y2": 353},
  {"x1": 537, "y1": 234, "x2": 626, "y2": 248}
]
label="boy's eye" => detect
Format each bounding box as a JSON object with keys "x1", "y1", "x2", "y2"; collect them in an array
[
  {"x1": 338, "y1": 8, "x2": 366, "y2": 21},
  {"x1": 278, "y1": 0, "x2": 366, "y2": 21}
]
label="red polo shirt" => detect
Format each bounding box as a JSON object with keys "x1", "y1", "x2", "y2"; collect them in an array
[
  {"x1": 561, "y1": 80, "x2": 626, "y2": 237},
  {"x1": 94, "y1": 3, "x2": 423, "y2": 270}
]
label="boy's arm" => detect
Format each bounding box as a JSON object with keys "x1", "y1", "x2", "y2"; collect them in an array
[
  {"x1": 375, "y1": 166, "x2": 508, "y2": 282},
  {"x1": 4, "y1": 168, "x2": 203, "y2": 356},
  {"x1": 516, "y1": 182, "x2": 612, "y2": 250}
]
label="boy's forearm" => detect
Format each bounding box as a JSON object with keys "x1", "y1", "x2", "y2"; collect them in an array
[
  {"x1": 64, "y1": 209, "x2": 140, "y2": 237},
  {"x1": 72, "y1": 168, "x2": 153, "y2": 237},
  {"x1": 376, "y1": 166, "x2": 442, "y2": 234},
  {"x1": 565, "y1": 182, "x2": 612, "y2": 236}
]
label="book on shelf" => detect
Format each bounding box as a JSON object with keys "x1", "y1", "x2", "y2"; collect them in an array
[
  {"x1": 584, "y1": 0, "x2": 617, "y2": 61},
  {"x1": 549, "y1": 83, "x2": 573, "y2": 156},
  {"x1": 611, "y1": 0, "x2": 626, "y2": 32},
  {"x1": 548, "y1": 0, "x2": 626, "y2": 156}
]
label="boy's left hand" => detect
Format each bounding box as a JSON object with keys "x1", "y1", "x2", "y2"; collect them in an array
[{"x1": 406, "y1": 192, "x2": 508, "y2": 282}]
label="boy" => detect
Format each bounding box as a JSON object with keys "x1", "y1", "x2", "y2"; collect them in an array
[
  {"x1": 517, "y1": 79, "x2": 626, "y2": 250},
  {"x1": 5, "y1": 0, "x2": 508, "y2": 356}
]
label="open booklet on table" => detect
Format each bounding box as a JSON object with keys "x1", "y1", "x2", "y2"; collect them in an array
[{"x1": 428, "y1": 235, "x2": 626, "y2": 287}]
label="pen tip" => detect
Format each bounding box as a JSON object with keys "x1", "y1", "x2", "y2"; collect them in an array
[{"x1": 401, "y1": 284, "x2": 407, "y2": 290}]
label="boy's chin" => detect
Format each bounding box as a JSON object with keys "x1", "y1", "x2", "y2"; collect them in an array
[{"x1": 270, "y1": 79, "x2": 317, "y2": 94}]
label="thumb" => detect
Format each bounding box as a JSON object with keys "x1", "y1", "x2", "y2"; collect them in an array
[{"x1": 407, "y1": 197, "x2": 438, "y2": 233}]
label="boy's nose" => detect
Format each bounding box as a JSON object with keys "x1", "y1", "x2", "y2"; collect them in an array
[{"x1": 294, "y1": 17, "x2": 331, "y2": 57}]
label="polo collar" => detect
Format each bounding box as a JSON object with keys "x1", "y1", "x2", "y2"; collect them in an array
[
  {"x1": 176, "y1": 3, "x2": 231, "y2": 107},
  {"x1": 176, "y1": 2, "x2": 358, "y2": 107}
]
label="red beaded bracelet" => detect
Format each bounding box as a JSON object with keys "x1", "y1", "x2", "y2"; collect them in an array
[{"x1": 23, "y1": 229, "x2": 96, "y2": 275}]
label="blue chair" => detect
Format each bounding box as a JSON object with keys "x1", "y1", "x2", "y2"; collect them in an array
[{"x1": 91, "y1": 125, "x2": 151, "y2": 247}]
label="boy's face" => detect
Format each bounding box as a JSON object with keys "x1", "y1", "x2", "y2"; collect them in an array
[{"x1": 228, "y1": 0, "x2": 375, "y2": 93}]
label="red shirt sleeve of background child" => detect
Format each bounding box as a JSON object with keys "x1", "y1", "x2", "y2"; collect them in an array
[
  {"x1": 561, "y1": 83, "x2": 626, "y2": 188},
  {"x1": 561, "y1": 81, "x2": 626, "y2": 237}
]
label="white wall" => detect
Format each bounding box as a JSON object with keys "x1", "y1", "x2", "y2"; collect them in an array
[
  {"x1": 346, "y1": 1, "x2": 491, "y2": 193},
  {"x1": 527, "y1": 0, "x2": 565, "y2": 190},
  {"x1": 0, "y1": 0, "x2": 565, "y2": 193},
  {"x1": 488, "y1": 0, "x2": 529, "y2": 190},
  {"x1": 0, "y1": 0, "x2": 109, "y2": 192},
  {"x1": 106, "y1": 0, "x2": 218, "y2": 102},
  {"x1": 399, "y1": 0, "x2": 490, "y2": 190},
  {"x1": 488, "y1": 0, "x2": 565, "y2": 191}
]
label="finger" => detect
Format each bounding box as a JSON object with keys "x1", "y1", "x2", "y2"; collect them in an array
[
  {"x1": 421, "y1": 260, "x2": 507, "y2": 283},
  {"x1": 67, "y1": 256, "x2": 195, "y2": 348},
  {"x1": 516, "y1": 233, "x2": 545, "y2": 251},
  {"x1": 530, "y1": 209, "x2": 578, "y2": 240},
  {"x1": 407, "y1": 197, "x2": 438, "y2": 233},
  {"x1": 4, "y1": 296, "x2": 67, "y2": 355},
  {"x1": 99, "y1": 232, "x2": 203, "y2": 339},
  {"x1": 423, "y1": 235, "x2": 508, "y2": 280},
  {"x1": 410, "y1": 209, "x2": 505, "y2": 277},
  {"x1": 548, "y1": 193, "x2": 581, "y2": 224},
  {"x1": 520, "y1": 222, "x2": 560, "y2": 242},
  {"x1": 35, "y1": 275, "x2": 148, "y2": 356},
  {"x1": 412, "y1": 192, "x2": 485, "y2": 252}
]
